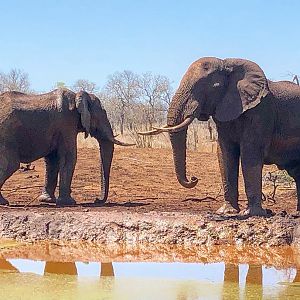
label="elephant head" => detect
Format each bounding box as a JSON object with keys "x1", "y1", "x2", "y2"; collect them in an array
[
  {"x1": 140, "y1": 57, "x2": 269, "y2": 188},
  {"x1": 67, "y1": 90, "x2": 134, "y2": 203}
]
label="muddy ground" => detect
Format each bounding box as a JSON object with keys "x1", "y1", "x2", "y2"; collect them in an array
[
  {"x1": 1, "y1": 147, "x2": 300, "y2": 246},
  {"x1": 2, "y1": 147, "x2": 298, "y2": 214}
]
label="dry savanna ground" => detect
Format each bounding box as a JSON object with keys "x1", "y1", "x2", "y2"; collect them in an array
[{"x1": 1, "y1": 143, "x2": 298, "y2": 215}]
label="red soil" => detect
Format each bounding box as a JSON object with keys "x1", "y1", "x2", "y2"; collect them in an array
[{"x1": 1, "y1": 147, "x2": 296, "y2": 215}]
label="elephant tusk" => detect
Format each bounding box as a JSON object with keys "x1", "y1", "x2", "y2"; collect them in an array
[
  {"x1": 137, "y1": 125, "x2": 168, "y2": 136},
  {"x1": 137, "y1": 129, "x2": 163, "y2": 135},
  {"x1": 153, "y1": 117, "x2": 195, "y2": 132},
  {"x1": 110, "y1": 138, "x2": 135, "y2": 147}
]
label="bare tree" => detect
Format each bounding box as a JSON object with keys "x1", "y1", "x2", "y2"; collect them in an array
[
  {"x1": 138, "y1": 72, "x2": 173, "y2": 128},
  {"x1": 287, "y1": 72, "x2": 299, "y2": 86},
  {"x1": 72, "y1": 79, "x2": 98, "y2": 93},
  {"x1": 53, "y1": 82, "x2": 67, "y2": 89},
  {"x1": 0, "y1": 68, "x2": 31, "y2": 93},
  {"x1": 159, "y1": 76, "x2": 173, "y2": 109},
  {"x1": 102, "y1": 70, "x2": 216, "y2": 149},
  {"x1": 99, "y1": 91, "x2": 119, "y2": 132},
  {"x1": 104, "y1": 70, "x2": 140, "y2": 135}
]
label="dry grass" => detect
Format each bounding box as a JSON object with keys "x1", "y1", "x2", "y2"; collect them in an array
[{"x1": 77, "y1": 121, "x2": 218, "y2": 153}]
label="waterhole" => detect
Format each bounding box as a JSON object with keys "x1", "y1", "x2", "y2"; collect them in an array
[{"x1": 1, "y1": 241, "x2": 300, "y2": 299}]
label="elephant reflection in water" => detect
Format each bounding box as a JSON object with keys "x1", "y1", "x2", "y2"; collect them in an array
[
  {"x1": 176, "y1": 264, "x2": 264, "y2": 300},
  {"x1": 293, "y1": 269, "x2": 300, "y2": 283},
  {"x1": 0, "y1": 259, "x2": 19, "y2": 273},
  {"x1": 222, "y1": 263, "x2": 300, "y2": 299},
  {"x1": 44, "y1": 261, "x2": 115, "y2": 277},
  {"x1": 0, "y1": 259, "x2": 114, "y2": 278},
  {"x1": 223, "y1": 264, "x2": 263, "y2": 299},
  {"x1": 100, "y1": 262, "x2": 114, "y2": 277},
  {"x1": 44, "y1": 262, "x2": 78, "y2": 275}
]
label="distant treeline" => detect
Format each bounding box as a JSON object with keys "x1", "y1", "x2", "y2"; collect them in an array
[{"x1": 1, "y1": 68, "x2": 298, "y2": 148}]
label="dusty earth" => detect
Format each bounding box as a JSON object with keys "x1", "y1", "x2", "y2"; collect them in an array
[
  {"x1": 1, "y1": 147, "x2": 300, "y2": 247},
  {"x1": 1, "y1": 147, "x2": 298, "y2": 214}
]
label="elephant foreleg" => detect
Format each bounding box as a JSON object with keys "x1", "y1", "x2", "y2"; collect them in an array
[
  {"x1": 240, "y1": 145, "x2": 266, "y2": 216},
  {"x1": 285, "y1": 167, "x2": 300, "y2": 213},
  {"x1": 295, "y1": 180, "x2": 300, "y2": 212},
  {"x1": 56, "y1": 143, "x2": 77, "y2": 206},
  {"x1": 38, "y1": 152, "x2": 59, "y2": 203},
  {"x1": 0, "y1": 147, "x2": 20, "y2": 205},
  {"x1": 216, "y1": 141, "x2": 240, "y2": 214}
]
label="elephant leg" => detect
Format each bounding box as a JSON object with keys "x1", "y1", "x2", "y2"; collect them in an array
[
  {"x1": 0, "y1": 148, "x2": 20, "y2": 205},
  {"x1": 38, "y1": 152, "x2": 59, "y2": 203},
  {"x1": 240, "y1": 146, "x2": 266, "y2": 216},
  {"x1": 296, "y1": 179, "x2": 300, "y2": 212},
  {"x1": 285, "y1": 166, "x2": 300, "y2": 212},
  {"x1": 245, "y1": 265, "x2": 263, "y2": 299},
  {"x1": 56, "y1": 143, "x2": 77, "y2": 206},
  {"x1": 216, "y1": 141, "x2": 240, "y2": 215}
]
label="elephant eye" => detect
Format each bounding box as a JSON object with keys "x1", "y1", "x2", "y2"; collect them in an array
[{"x1": 202, "y1": 63, "x2": 210, "y2": 71}]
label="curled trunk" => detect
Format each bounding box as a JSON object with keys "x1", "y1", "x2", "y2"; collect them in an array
[
  {"x1": 167, "y1": 91, "x2": 198, "y2": 188},
  {"x1": 96, "y1": 139, "x2": 114, "y2": 203},
  {"x1": 169, "y1": 130, "x2": 198, "y2": 188}
]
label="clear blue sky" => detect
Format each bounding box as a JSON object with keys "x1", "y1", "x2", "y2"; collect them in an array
[{"x1": 0, "y1": 0, "x2": 299, "y2": 91}]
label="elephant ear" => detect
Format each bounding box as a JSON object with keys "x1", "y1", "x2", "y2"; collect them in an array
[
  {"x1": 57, "y1": 88, "x2": 76, "y2": 111},
  {"x1": 215, "y1": 58, "x2": 269, "y2": 122},
  {"x1": 75, "y1": 91, "x2": 91, "y2": 138}
]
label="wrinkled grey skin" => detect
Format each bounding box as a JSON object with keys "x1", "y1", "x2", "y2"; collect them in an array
[
  {"x1": 0, "y1": 89, "x2": 115, "y2": 206},
  {"x1": 167, "y1": 57, "x2": 300, "y2": 216}
]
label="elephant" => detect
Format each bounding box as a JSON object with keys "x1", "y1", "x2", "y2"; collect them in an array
[
  {"x1": 140, "y1": 57, "x2": 300, "y2": 216},
  {"x1": 0, "y1": 88, "x2": 133, "y2": 206}
]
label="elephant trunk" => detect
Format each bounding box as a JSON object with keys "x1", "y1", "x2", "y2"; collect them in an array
[
  {"x1": 169, "y1": 130, "x2": 198, "y2": 188},
  {"x1": 97, "y1": 139, "x2": 114, "y2": 203},
  {"x1": 167, "y1": 91, "x2": 198, "y2": 189}
]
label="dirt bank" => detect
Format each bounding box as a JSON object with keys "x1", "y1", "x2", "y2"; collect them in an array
[{"x1": 0, "y1": 208, "x2": 299, "y2": 247}]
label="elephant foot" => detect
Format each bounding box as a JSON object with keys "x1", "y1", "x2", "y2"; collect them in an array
[
  {"x1": 241, "y1": 206, "x2": 268, "y2": 217},
  {"x1": 38, "y1": 193, "x2": 56, "y2": 204},
  {"x1": 292, "y1": 211, "x2": 300, "y2": 218},
  {"x1": 216, "y1": 203, "x2": 240, "y2": 215},
  {"x1": 56, "y1": 196, "x2": 76, "y2": 207},
  {"x1": 0, "y1": 195, "x2": 9, "y2": 206},
  {"x1": 94, "y1": 198, "x2": 107, "y2": 206}
]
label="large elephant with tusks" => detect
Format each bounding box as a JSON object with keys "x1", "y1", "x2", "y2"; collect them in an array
[
  {"x1": 140, "y1": 57, "x2": 300, "y2": 217},
  {"x1": 0, "y1": 89, "x2": 133, "y2": 206}
]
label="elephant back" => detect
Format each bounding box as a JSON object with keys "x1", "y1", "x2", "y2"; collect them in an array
[{"x1": 268, "y1": 80, "x2": 300, "y2": 101}]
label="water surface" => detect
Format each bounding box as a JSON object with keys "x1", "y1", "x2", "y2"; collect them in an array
[
  {"x1": 1, "y1": 242, "x2": 300, "y2": 299},
  {"x1": 1, "y1": 259, "x2": 300, "y2": 299}
]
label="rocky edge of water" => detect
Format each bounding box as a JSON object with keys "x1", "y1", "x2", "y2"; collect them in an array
[{"x1": 0, "y1": 209, "x2": 299, "y2": 247}]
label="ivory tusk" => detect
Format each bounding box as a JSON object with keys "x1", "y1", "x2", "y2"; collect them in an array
[
  {"x1": 137, "y1": 125, "x2": 168, "y2": 136},
  {"x1": 111, "y1": 138, "x2": 135, "y2": 146},
  {"x1": 137, "y1": 129, "x2": 163, "y2": 135},
  {"x1": 152, "y1": 117, "x2": 195, "y2": 132}
]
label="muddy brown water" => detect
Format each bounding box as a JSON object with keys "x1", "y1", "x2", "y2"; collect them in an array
[{"x1": 1, "y1": 241, "x2": 300, "y2": 299}]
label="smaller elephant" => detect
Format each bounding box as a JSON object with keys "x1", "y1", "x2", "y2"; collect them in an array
[
  {"x1": 140, "y1": 57, "x2": 300, "y2": 216},
  {"x1": 0, "y1": 89, "x2": 133, "y2": 206}
]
